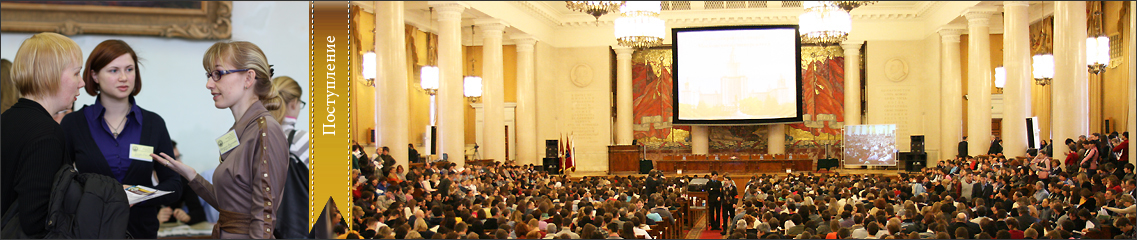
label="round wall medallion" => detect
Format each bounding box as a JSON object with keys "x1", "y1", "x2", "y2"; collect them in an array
[
  {"x1": 570, "y1": 64, "x2": 593, "y2": 87},
  {"x1": 884, "y1": 58, "x2": 909, "y2": 82}
]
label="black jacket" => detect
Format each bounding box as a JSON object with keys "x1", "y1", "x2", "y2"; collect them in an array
[
  {"x1": 59, "y1": 103, "x2": 182, "y2": 239},
  {"x1": 958, "y1": 141, "x2": 968, "y2": 157},
  {"x1": 707, "y1": 179, "x2": 723, "y2": 203},
  {"x1": 1, "y1": 99, "x2": 71, "y2": 237}
]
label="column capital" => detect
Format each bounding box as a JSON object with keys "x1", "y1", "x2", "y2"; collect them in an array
[
  {"x1": 840, "y1": 41, "x2": 862, "y2": 55},
  {"x1": 938, "y1": 26, "x2": 966, "y2": 43},
  {"x1": 474, "y1": 18, "x2": 509, "y2": 35},
  {"x1": 1002, "y1": 1, "x2": 1029, "y2": 8},
  {"x1": 429, "y1": 1, "x2": 467, "y2": 21},
  {"x1": 511, "y1": 34, "x2": 537, "y2": 51},
  {"x1": 612, "y1": 46, "x2": 634, "y2": 56},
  {"x1": 963, "y1": 6, "x2": 998, "y2": 26}
]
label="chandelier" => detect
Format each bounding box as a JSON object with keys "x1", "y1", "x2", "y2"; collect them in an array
[
  {"x1": 362, "y1": 51, "x2": 377, "y2": 87},
  {"x1": 1032, "y1": 53, "x2": 1054, "y2": 86},
  {"x1": 1086, "y1": 36, "x2": 1109, "y2": 74},
  {"x1": 1086, "y1": 3, "x2": 1109, "y2": 75},
  {"x1": 994, "y1": 66, "x2": 1006, "y2": 89},
  {"x1": 565, "y1": 1, "x2": 623, "y2": 21},
  {"x1": 615, "y1": 1, "x2": 664, "y2": 48},
  {"x1": 464, "y1": 76, "x2": 482, "y2": 103},
  {"x1": 799, "y1": 2, "x2": 851, "y2": 45},
  {"x1": 832, "y1": 1, "x2": 877, "y2": 12}
]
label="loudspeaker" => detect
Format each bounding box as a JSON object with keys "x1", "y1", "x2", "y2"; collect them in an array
[
  {"x1": 1026, "y1": 117, "x2": 1040, "y2": 149},
  {"x1": 546, "y1": 140, "x2": 559, "y2": 158},
  {"x1": 901, "y1": 152, "x2": 927, "y2": 172},
  {"x1": 429, "y1": 126, "x2": 437, "y2": 155},
  {"x1": 910, "y1": 135, "x2": 925, "y2": 153},
  {"x1": 543, "y1": 157, "x2": 561, "y2": 174},
  {"x1": 639, "y1": 160, "x2": 654, "y2": 174},
  {"x1": 370, "y1": 129, "x2": 376, "y2": 143}
]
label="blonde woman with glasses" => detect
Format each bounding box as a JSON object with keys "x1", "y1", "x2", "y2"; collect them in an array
[{"x1": 151, "y1": 41, "x2": 288, "y2": 238}]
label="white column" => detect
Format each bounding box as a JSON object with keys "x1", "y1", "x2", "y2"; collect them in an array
[
  {"x1": 691, "y1": 126, "x2": 709, "y2": 155},
  {"x1": 512, "y1": 34, "x2": 538, "y2": 165},
  {"x1": 1002, "y1": 1, "x2": 1031, "y2": 158},
  {"x1": 841, "y1": 41, "x2": 862, "y2": 126},
  {"x1": 768, "y1": 125, "x2": 785, "y2": 154},
  {"x1": 965, "y1": 7, "x2": 997, "y2": 157},
  {"x1": 939, "y1": 27, "x2": 965, "y2": 159},
  {"x1": 430, "y1": 1, "x2": 467, "y2": 166},
  {"x1": 614, "y1": 46, "x2": 635, "y2": 145},
  {"x1": 375, "y1": 1, "x2": 410, "y2": 168},
  {"x1": 1053, "y1": 1, "x2": 1089, "y2": 153},
  {"x1": 475, "y1": 19, "x2": 508, "y2": 163}
]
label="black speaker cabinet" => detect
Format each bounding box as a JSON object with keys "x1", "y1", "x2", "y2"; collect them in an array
[
  {"x1": 543, "y1": 157, "x2": 561, "y2": 174},
  {"x1": 910, "y1": 135, "x2": 925, "y2": 153},
  {"x1": 429, "y1": 126, "x2": 437, "y2": 155},
  {"x1": 546, "y1": 140, "x2": 559, "y2": 158},
  {"x1": 639, "y1": 159, "x2": 653, "y2": 174},
  {"x1": 901, "y1": 152, "x2": 927, "y2": 172}
]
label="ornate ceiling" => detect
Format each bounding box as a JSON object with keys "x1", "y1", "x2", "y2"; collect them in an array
[{"x1": 352, "y1": 1, "x2": 1054, "y2": 48}]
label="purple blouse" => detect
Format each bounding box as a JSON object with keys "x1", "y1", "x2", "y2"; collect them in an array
[{"x1": 84, "y1": 96, "x2": 143, "y2": 182}]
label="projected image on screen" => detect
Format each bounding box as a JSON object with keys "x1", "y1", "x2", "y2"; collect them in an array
[
  {"x1": 675, "y1": 27, "x2": 799, "y2": 121},
  {"x1": 843, "y1": 124, "x2": 898, "y2": 166}
]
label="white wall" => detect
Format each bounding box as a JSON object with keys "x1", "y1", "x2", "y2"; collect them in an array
[
  {"x1": 864, "y1": 40, "x2": 931, "y2": 156},
  {"x1": 549, "y1": 46, "x2": 612, "y2": 172},
  {"x1": 0, "y1": 1, "x2": 309, "y2": 173}
]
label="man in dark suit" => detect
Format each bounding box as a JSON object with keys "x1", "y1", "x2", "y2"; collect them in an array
[
  {"x1": 721, "y1": 177, "x2": 739, "y2": 234},
  {"x1": 972, "y1": 175, "x2": 990, "y2": 203},
  {"x1": 437, "y1": 172, "x2": 453, "y2": 200},
  {"x1": 707, "y1": 171, "x2": 723, "y2": 231},
  {"x1": 644, "y1": 171, "x2": 660, "y2": 202},
  {"x1": 959, "y1": 137, "x2": 969, "y2": 158}
]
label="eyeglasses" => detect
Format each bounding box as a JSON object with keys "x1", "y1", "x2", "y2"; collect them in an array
[
  {"x1": 299, "y1": 100, "x2": 307, "y2": 108},
  {"x1": 206, "y1": 69, "x2": 251, "y2": 82}
]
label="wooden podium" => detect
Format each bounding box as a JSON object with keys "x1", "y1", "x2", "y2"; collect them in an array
[{"x1": 608, "y1": 145, "x2": 641, "y2": 174}]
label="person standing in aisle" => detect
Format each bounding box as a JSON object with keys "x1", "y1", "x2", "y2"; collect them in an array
[
  {"x1": 721, "y1": 176, "x2": 739, "y2": 234},
  {"x1": 707, "y1": 171, "x2": 723, "y2": 231}
]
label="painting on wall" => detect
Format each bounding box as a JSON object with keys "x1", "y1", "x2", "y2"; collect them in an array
[
  {"x1": 0, "y1": 1, "x2": 231, "y2": 40},
  {"x1": 632, "y1": 47, "x2": 691, "y2": 150},
  {"x1": 630, "y1": 46, "x2": 847, "y2": 156},
  {"x1": 786, "y1": 46, "x2": 846, "y2": 159}
]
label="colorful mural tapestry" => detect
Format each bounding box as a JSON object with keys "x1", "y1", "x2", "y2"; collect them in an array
[{"x1": 630, "y1": 46, "x2": 848, "y2": 157}]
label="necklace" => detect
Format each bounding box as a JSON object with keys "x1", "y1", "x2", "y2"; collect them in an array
[{"x1": 107, "y1": 114, "x2": 129, "y2": 138}]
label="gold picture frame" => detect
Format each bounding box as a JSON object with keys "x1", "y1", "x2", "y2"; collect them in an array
[{"x1": 0, "y1": 1, "x2": 231, "y2": 40}]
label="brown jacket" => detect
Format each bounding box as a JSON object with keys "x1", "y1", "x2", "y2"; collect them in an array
[{"x1": 188, "y1": 101, "x2": 289, "y2": 238}]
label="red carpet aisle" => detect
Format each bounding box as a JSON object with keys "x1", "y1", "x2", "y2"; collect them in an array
[{"x1": 685, "y1": 213, "x2": 724, "y2": 239}]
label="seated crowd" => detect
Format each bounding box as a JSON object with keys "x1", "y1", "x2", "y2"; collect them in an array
[{"x1": 340, "y1": 131, "x2": 1132, "y2": 239}]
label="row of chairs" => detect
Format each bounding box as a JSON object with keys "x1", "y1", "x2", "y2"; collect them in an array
[{"x1": 660, "y1": 153, "x2": 813, "y2": 161}]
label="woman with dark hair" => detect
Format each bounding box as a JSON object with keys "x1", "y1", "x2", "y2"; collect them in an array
[{"x1": 60, "y1": 39, "x2": 182, "y2": 239}]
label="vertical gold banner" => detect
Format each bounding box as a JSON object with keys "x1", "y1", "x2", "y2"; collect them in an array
[{"x1": 309, "y1": 1, "x2": 352, "y2": 232}]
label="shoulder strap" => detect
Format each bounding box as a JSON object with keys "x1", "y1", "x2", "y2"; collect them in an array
[{"x1": 288, "y1": 129, "x2": 297, "y2": 145}]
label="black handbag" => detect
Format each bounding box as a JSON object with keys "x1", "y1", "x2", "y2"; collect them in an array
[{"x1": 274, "y1": 130, "x2": 310, "y2": 239}]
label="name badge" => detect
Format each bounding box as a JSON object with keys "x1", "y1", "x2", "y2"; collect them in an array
[
  {"x1": 216, "y1": 130, "x2": 240, "y2": 154},
  {"x1": 129, "y1": 144, "x2": 154, "y2": 162}
]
